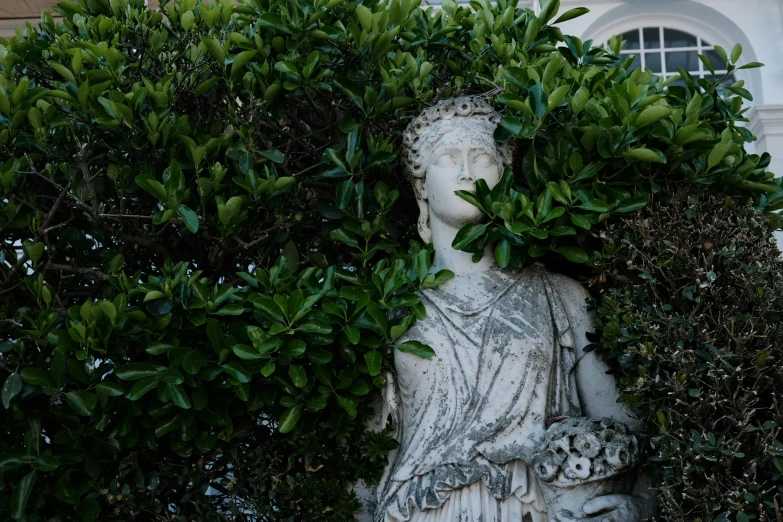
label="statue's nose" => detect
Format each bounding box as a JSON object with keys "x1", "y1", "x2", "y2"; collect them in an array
[{"x1": 456, "y1": 160, "x2": 475, "y2": 183}]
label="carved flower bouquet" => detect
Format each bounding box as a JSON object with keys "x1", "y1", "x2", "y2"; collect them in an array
[{"x1": 531, "y1": 417, "x2": 640, "y2": 521}]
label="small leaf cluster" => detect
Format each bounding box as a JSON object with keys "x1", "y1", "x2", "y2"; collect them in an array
[{"x1": 452, "y1": 30, "x2": 778, "y2": 268}]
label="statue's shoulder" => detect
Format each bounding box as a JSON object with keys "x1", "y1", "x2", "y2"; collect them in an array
[{"x1": 519, "y1": 263, "x2": 591, "y2": 303}]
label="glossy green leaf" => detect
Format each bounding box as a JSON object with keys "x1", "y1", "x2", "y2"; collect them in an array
[
  {"x1": 233, "y1": 343, "x2": 263, "y2": 360},
  {"x1": 624, "y1": 148, "x2": 667, "y2": 164},
  {"x1": 452, "y1": 223, "x2": 489, "y2": 250},
  {"x1": 708, "y1": 142, "x2": 728, "y2": 169},
  {"x1": 335, "y1": 394, "x2": 358, "y2": 416},
  {"x1": 222, "y1": 361, "x2": 252, "y2": 383},
  {"x1": 495, "y1": 240, "x2": 511, "y2": 268},
  {"x1": 288, "y1": 364, "x2": 307, "y2": 387},
  {"x1": 554, "y1": 246, "x2": 588, "y2": 263},
  {"x1": 636, "y1": 105, "x2": 672, "y2": 128},
  {"x1": 115, "y1": 363, "x2": 164, "y2": 380},
  {"x1": 614, "y1": 196, "x2": 650, "y2": 214},
  {"x1": 166, "y1": 383, "x2": 192, "y2": 409},
  {"x1": 364, "y1": 350, "x2": 382, "y2": 376},
  {"x1": 529, "y1": 83, "x2": 547, "y2": 120},
  {"x1": 11, "y1": 470, "x2": 36, "y2": 519},
  {"x1": 554, "y1": 7, "x2": 589, "y2": 23},
  {"x1": 20, "y1": 368, "x2": 54, "y2": 387},
  {"x1": 65, "y1": 391, "x2": 98, "y2": 416},
  {"x1": 96, "y1": 381, "x2": 124, "y2": 397},
  {"x1": 177, "y1": 204, "x2": 199, "y2": 233},
  {"x1": 278, "y1": 404, "x2": 303, "y2": 433},
  {"x1": 202, "y1": 36, "x2": 225, "y2": 64},
  {"x1": 2, "y1": 373, "x2": 22, "y2": 409},
  {"x1": 396, "y1": 340, "x2": 435, "y2": 359}
]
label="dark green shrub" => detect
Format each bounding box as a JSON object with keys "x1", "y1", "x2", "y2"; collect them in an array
[
  {"x1": 593, "y1": 190, "x2": 783, "y2": 522},
  {"x1": 0, "y1": 0, "x2": 779, "y2": 520}
]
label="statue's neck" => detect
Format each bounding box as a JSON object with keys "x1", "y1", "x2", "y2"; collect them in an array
[{"x1": 429, "y1": 217, "x2": 496, "y2": 277}]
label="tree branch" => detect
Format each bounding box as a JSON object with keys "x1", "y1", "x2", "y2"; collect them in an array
[
  {"x1": 45, "y1": 263, "x2": 109, "y2": 281},
  {"x1": 74, "y1": 143, "x2": 99, "y2": 218}
]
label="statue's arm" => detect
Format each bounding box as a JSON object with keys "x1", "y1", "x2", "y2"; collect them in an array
[
  {"x1": 551, "y1": 273, "x2": 640, "y2": 430},
  {"x1": 554, "y1": 275, "x2": 656, "y2": 519}
]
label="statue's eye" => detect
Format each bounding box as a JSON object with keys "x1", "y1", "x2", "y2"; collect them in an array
[
  {"x1": 435, "y1": 154, "x2": 457, "y2": 167},
  {"x1": 473, "y1": 154, "x2": 495, "y2": 167}
]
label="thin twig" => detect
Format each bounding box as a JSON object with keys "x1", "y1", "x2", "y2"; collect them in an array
[
  {"x1": 45, "y1": 263, "x2": 109, "y2": 281},
  {"x1": 41, "y1": 216, "x2": 74, "y2": 234},
  {"x1": 0, "y1": 281, "x2": 24, "y2": 296},
  {"x1": 232, "y1": 228, "x2": 277, "y2": 250},
  {"x1": 100, "y1": 213, "x2": 154, "y2": 219}
]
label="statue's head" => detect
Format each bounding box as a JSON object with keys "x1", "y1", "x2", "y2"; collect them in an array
[{"x1": 402, "y1": 97, "x2": 514, "y2": 243}]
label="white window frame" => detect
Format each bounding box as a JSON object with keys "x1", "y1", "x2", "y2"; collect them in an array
[{"x1": 585, "y1": 7, "x2": 762, "y2": 104}]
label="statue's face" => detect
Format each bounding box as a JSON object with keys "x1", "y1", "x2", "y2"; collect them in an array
[{"x1": 423, "y1": 121, "x2": 502, "y2": 229}]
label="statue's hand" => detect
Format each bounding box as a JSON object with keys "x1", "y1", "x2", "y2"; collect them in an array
[{"x1": 556, "y1": 494, "x2": 644, "y2": 522}]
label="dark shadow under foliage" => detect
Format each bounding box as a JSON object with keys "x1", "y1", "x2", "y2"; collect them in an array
[{"x1": 594, "y1": 188, "x2": 783, "y2": 522}]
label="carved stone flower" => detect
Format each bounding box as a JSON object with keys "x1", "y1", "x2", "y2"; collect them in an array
[
  {"x1": 552, "y1": 435, "x2": 572, "y2": 454},
  {"x1": 534, "y1": 451, "x2": 561, "y2": 482},
  {"x1": 600, "y1": 428, "x2": 616, "y2": 443},
  {"x1": 605, "y1": 440, "x2": 634, "y2": 471},
  {"x1": 531, "y1": 417, "x2": 641, "y2": 486},
  {"x1": 573, "y1": 432, "x2": 602, "y2": 459},
  {"x1": 532, "y1": 417, "x2": 641, "y2": 521},
  {"x1": 592, "y1": 458, "x2": 608, "y2": 477},
  {"x1": 563, "y1": 456, "x2": 591, "y2": 480}
]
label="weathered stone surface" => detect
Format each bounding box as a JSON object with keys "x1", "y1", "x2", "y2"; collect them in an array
[
  {"x1": 531, "y1": 417, "x2": 640, "y2": 521},
  {"x1": 359, "y1": 97, "x2": 653, "y2": 522}
]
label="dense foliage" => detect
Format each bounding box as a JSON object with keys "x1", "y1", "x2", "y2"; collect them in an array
[
  {"x1": 593, "y1": 190, "x2": 783, "y2": 522},
  {"x1": 0, "y1": 0, "x2": 779, "y2": 520}
]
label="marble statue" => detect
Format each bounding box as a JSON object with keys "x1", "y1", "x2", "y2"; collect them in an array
[{"x1": 356, "y1": 97, "x2": 654, "y2": 522}]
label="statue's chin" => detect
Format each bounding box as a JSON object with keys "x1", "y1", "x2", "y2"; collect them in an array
[{"x1": 433, "y1": 207, "x2": 486, "y2": 230}]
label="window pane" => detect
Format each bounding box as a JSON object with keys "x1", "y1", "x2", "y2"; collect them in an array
[
  {"x1": 705, "y1": 50, "x2": 727, "y2": 70},
  {"x1": 621, "y1": 29, "x2": 640, "y2": 50},
  {"x1": 664, "y1": 28, "x2": 698, "y2": 48},
  {"x1": 643, "y1": 28, "x2": 661, "y2": 49},
  {"x1": 646, "y1": 52, "x2": 662, "y2": 73},
  {"x1": 666, "y1": 51, "x2": 700, "y2": 72}
]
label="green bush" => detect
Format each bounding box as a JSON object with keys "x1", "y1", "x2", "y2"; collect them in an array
[
  {"x1": 0, "y1": 0, "x2": 780, "y2": 520},
  {"x1": 593, "y1": 189, "x2": 783, "y2": 522}
]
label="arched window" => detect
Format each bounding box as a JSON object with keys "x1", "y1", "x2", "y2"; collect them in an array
[
  {"x1": 583, "y1": 2, "x2": 760, "y2": 101},
  {"x1": 616, "y1": 27, "x2": 735, "y2": 85}
]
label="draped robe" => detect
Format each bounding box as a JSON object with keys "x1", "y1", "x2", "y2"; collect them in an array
[{"x1": 375, "y1": 265, "x2": 587, "y2": 521}]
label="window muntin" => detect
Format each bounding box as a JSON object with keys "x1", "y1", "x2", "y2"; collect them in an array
[{"x1": 616, "y1": 27, "x2": 736, "y2": 86}]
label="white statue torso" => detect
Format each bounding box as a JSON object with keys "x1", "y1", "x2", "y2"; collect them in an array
[{"x1": 376, "y1": 265, "x2": 586, "y2": 521}]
